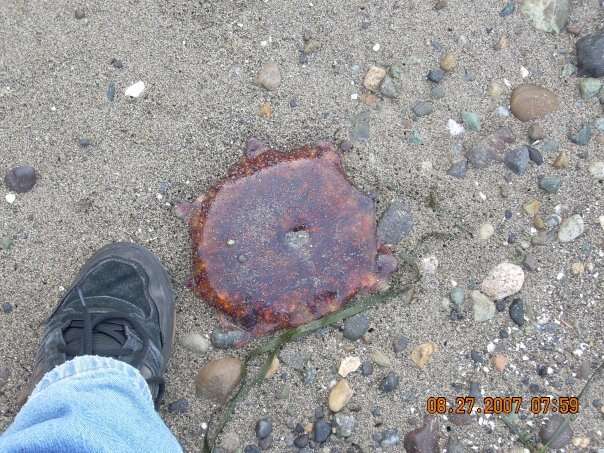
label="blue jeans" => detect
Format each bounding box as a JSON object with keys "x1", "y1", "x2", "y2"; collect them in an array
[{"x1": 0, "y1": 356, "x2": 183, "y2": 453}]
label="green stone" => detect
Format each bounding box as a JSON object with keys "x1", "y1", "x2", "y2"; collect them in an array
[
  {"x1": 0, "y1": 238, "x2": 13, "y2": 251},
  {"x1": 450, "y1": 287, "x2": 465, "y2": 305},
  {"x1": 408, "y1": 130, "x2": 423, "y2": 145},
  {"x1": 389, "y1": 64, "x2": 402, "y2": 80},
  {"x1": 579, "y1": 78, "x2": 602, "y2": 99},
  {"x1": 561, "y1": 63, "x2": 576, "y2": 78},
  {"x1": 521, "y1": 0, "x2": 570, "y2": 34},
  {"x1": 461, "y1": 112, "x2": 481, "y2": 131}
]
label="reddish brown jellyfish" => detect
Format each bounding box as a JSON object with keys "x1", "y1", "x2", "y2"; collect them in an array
[{"x1": 179, "y1": 141, "x2": 396, "y2": 341}]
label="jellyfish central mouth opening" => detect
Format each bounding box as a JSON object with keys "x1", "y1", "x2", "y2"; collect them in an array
[{"x1": 283, "y1": 225, "x2": 311, "y2": 251}]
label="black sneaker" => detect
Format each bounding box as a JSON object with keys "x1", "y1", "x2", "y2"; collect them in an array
[{"x1": 19, "y1": 243, "x2": 175, "y2": 408}]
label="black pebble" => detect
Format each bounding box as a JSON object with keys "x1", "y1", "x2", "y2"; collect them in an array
[
  {"x1": 576, "y1": 31, "x2": 604, "y2": 77},
  {"x1": 380, "y1": 372, "x2": 399, "y2": 392},
  {"x1": 313, "y1": 420, "x2": 331, "y2": 443},
  {"x1": 4, "y1": 166, "x2": 37, "y2": 193},
  {"x1": 110, "y1": 58, "x2": 124, "y2": 69},
  {"x1": 167, "y1": 398, "x2": 189, "y2": 414},
  {"x1": 509, "y1": 298, "x2": 525, "y2": 326},
  {"x1": 74, "y1": 7, "x2": 86, "y2": 19},
  {"x1": 470, "y1": 351, "x2": 485, "y2": 364},
  {"x1": 495, "y1": 299, "x2": 508, "y2": 313},
  {"x1": 499, "y1": 328, "x2": 509, "y2": 339},
  {"x1": 255, "y1": 418, "x2": 272, "y2": 439},
  {"x1": 361, "y1": 361, "x2": 373, "y2": 376},
  {"x1": 528, "y1": 146, "x2": 544, "y2": 165},
  {"x1": 294, "y1": 434, "x2": 309, "y2": 448},
  {"x1": 537, "y1": 365, "x2": 547, "y2": 377}
]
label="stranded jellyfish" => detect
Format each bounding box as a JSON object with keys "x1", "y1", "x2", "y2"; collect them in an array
[{"x1": 180, "y1": 141, "x2": 397, "y2": 341}]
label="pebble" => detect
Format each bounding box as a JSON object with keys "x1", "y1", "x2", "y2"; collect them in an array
[
  {"x1": 125, "y1": 81, "x2": 145, "y2": 98},
  {"x1": 211, "y1": 329, "x2": 243, "y2": 349},
  {"x1": 412, "y1": 101, "x2": 433, "y2": 117},
  {"x1": 334, "y1": 414, "x2": 356, "y2": 438},
  {"x1": 372, "y1": 350, "x2": 392, "y2": 367},
  {"x1": 576, "y1": 31, "x2": 604, "y2": 77},
  {"x1": 343, "y1": 314, "x2": 369, "y2": 341},
  {"x1": 167, "y1": 398, "x2": 190, "y2": 414},
  {"x1": 380, "y1": 372, "x2": 400, "y2": 392},
  {"x1": 4, "y1": 166, "x2": 36, "y2": 193},
  {"x1": 440, "y1": 53, "x2": 457, "y2": 72},
  {"x1": 470, "y1": 350, "x2": 485, "y2": 365},
  {"x1": 195, "y1": 357, "x2": 242, "y2": 403},
  {"x1": 392, "y1": 336, "x2": 409, "y2": 353},
  {"x1": 539, "y1": 414, "x2": 573, "y2": 448},
  {"x1": 504, "y1": 146, "x2": 529, "y2": 175},
  {"x1": 381, "y1": 429, "x2": 401, "y2": 447},
  {"x1": 481, "y1": 263, "x2": 525, "y2": 300},
  {"x1": 0, "y1": 240, "x2": 13, "y2": 252},
  {"x1": 410, "y1": 342, "x2": 438, "y2": 368},
  {"x1": 279, "y1": 349, "x2": 309, "y2": 370},
  {"x1": 329, "y1": 379, "x2": 352, "y2": 412},
  {"x1": 500, "y1": 0, "x2": 515, "y2": 16},
  {"x1": 110, "y1": 58, "x2": 123, "y2": 69},
  {"x1": 74, "y1": 7, "x2": 86, "y2": 19},
  {"x1": 363, "y1": 66, "x2": 387, "y2": 92},
  {"x1": 447, "y1": 119, "x2": 465, "y2": 137},
  {"x1": 538, "y1": 175, "x2": 561, "y2": 193},
  {"x1": 256, "y1": 63, "x2": 281, "y2": 90},
  {"x1": 528, "y1": 124, "x2": 545, "y2": 141},
  {"x1": 479, "y1": 223, "x2": 495, "y2": 240},
  {"x1": 338, "y1": 357, "x2": 361, "y2": 377},
  {"x1": 596, "y1": 118, "x2": 604, "y2": 132},
  {"x1": 494, "y1": 35, "x2": 509, "y2": 50},
  {"x1": 434, "y1": 0, "x2": 448, "y2": 9},
  {"x1": 492, "y1": 354, "x2": 508, "y2": 371},
  {"x1": 450, "y1": 287, "x2": 465, "y2": 305},
  {"x1": 313, "y1": 420, "x2": 332, "y2": 443},
  {"x1": 521, "y1": 0, "x2": 570, "y2": 33},
  {"x1": 558, "y1": 214, "x2": 584, "y2": 242},
  {"x1": 552, "y1": 150, "x2": 569, "y2": 168},
  {"x1": 510, "y1": 84, "x2": 558, "y2": 122},
  {"x1": 589, "y1": 161, "x2": 604, "y2": 180},
  {"x1": 527, "y1": 146, "x2": 544, "y2": 165},
  {"x1": 568, "y1": 124, "x2": 592, "y2": 145},
  {"x1": 466, "y1": 127, "x2": 515, "y2": 168},
  {"x1": 361, "y1": 361, "x2": 374, "y2": 376},
  {"x1": 244, "y1": 446, "x2": 260, "y2": 453},
  {"x1": 561, "y1": 63, "x2": 576, "y2": 77},
  {"x1": 180, "y1": 332, "x2": 210, "y2": 354},
  {"x1": 377, "y1": 198, "x2": 414, "y2": 245},
  {"x1": 256, "y1": 418, "x2": 272, "y2": 439},
  {"x1": 380, "y1": 76, "x2": 398, "y2": 98},
  {"x1": 461, "y1": 112, "x2": 480, "y2": 131},
  {"x1": 487, "y1": 81, "x2": 504, "y2": 97},
  {"x1": 293, "y1": 434, "x2": 309, "y2": 448},
  {"x1": 509, "y1": 298, "x2": 525, "y2": 326},
  {"x1": 106, "y1": 81, "x2": 116, "y2": 101},
  {"x1": 430, "y1": 85, "x2": 445, "y2": 99},
  {"x1": 579, "y1": 78, "x2": 602, "y2": 99},
  {"x1": 447, "y1": 159, "x2": 467, "y2": 178},
  {"x1": 408, "y1": 130, "x2": 423, "y2": 145},
  {"x1": 471, "y1": 291, "x2": 496, "y2": 321},
  {"x1": 403, "y1": 417, "x2": 440, "y2": 452},
  {"x1": 427, "y1": 68, "x2": 445, "y2": 83},
  {"x1": 419, "y1": 255, "x2": 439, "y2": 275},
  {"x1": 350, "y1": 110, "x2": 370, "y2": 143},
  {"x1": 258, "y1": 102, "x2": 272, "y2": 119}
]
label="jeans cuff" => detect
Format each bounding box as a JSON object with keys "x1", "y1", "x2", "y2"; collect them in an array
[{"x1": 30, "y1": 355, "x2": 152, "y2": 403}]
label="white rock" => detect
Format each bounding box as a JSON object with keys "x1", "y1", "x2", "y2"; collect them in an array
[
  {"x1": 338, "y1": 356, "x2": 361, "y2": 377},
  {"x1": 599, "y1": 216, "x2": 604, "y2": 231},
  {"x1": 471, "y1": 290, "x2": 496, "y2": 322},
  {"x1": 447, "y1": 119, "x2": 465, "y2": 136},
  {"x1": 125, "y1": 81, "x2": 145, "y2": 98},
  {"x1": 479, "y1": 223, "x2": 495, "y2": 241},
  {"x1": 558, "y1": 214, "x2": 585, "y2": 242},
  {"x1": 481, "y1": 262, "x2": 525, "y2": 300},
  {"x1": 5, "y1": 193, "x2": 16, "y2": 204},
  {"x1": 589, "y1": 161, "x2": 604, "y2": 180},
  {"x1": 180, "y1": 333, "x2": 210, "y2": 354},
  {"x1": 419, "y1": 255, "x2": 439, "y2": 275}
]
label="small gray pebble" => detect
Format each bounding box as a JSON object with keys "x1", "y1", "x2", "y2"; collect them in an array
[
  {"x1": 4, "y1": 166, "x2": 36, "y2": 193},
  {"x1": 313, "y1": 420, "x2": 331, "y2": 443},
  {"x1": 427, "y1": 68, "x2": 445, "y2": 83},
  {"x1": 343, "y1": 314, "x2": 368, "y2": 341},
  {"x1": 538, "y1": 175, "x2": 561, "y2": 193},
  {"x1": 447, "y1": 159, "x2": 467, "y2": 178},
  {"x1": 430, "y1": 85, "x2": 445, "y2": 99},
  {"x1": 256, "y1": 418, "x2": 273, "y2": 439},
  {"x1": 509, "y1": 298, "x2": 525, "y2": 326},
  {"x1": 528, "y1": 146, "x2": 544, "y2": 165},
  {"x1": 412, "y1": 101, "x2": 433, "y2": 117},
  {"x1": 504, "y1": 146, "x2": 529, "y2": 175},
  {"x1": 380, "y1": 372, "x2": 399, "y2": 392}
]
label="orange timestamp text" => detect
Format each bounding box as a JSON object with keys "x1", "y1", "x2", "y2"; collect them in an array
[{"x1": 426, "y1": 396, "x2": 579, "y2": 415}]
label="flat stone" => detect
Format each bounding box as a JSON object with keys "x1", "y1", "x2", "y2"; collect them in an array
[
  {"x1": 558, "y1": 214, "x2": 584, "y2": 242},
  {"x1": 568, "y1": 124, "x2": 592, "y2": 146},
  {"x1": 380, "y1": 371, "x2": 400, "y2": 392},
  {"x1": 363, "y1": 66, "x2": 387, "y2": 91},
  {"x1": 313, "y1": 420, "x2": 332, "y2": 443},
  {"x1": 528, "y1": 146, "x2": 544, "y2": 165},
  {"x1": 412, "y1": 101, "x2": 433, "y2": 117},
  {"x1": 4, "y1": 166, "x2": 36, "y2": 193},
  {"x1": 492, "y1": 354, "x2": 509, "y2": 372},
  {"x1": 509, "y1": 298, "x2": 525, "y2": 326},
  {"x1": 479, "y1": 223, "x2": 495, "y2": 240},
  {"x1": 579, "y1": 78, "x2": 602, "y2": 99},
  {"x1": 343, "y1": 314, "x2": 369, "y2": 341},
  {"x1": 504, "y1": 146, "x2": 529, "y2": 175},
  {"x1": 195, "y1": 357, "x2": 242, "y2": 403},
  {"x1": 481, "y1": 263, "x2": 525, "y2": 300},
  {"x1": 462, "y1": 112, "x2": 481, "y2": 131},
  {"x1": 180, "y1": 333, "x2": 210, "y2": 354},
  {"x1": 211, "y1": 329, "x2": 243, "y2": 349},
  {"x1": 167, "y1": 398, "x2": 190, "y2": 414},
  {"x1": 338, "y1": 356, "x2": 361, "y2": 377},
  {"x1": 539, "y1": 414, "x2": 573, "y2": 448},
  {"x1": 328, "y1": 379, "x2": 353, "y2": 412},
  {"x1": 510, "y1": 84, "x2": 558, "y2": 122},
  {"x1": 255, "y1": 418, "x2": 273, "y2": 439},
  {"x1": 372, "y1": 350, "x2": 392, "y2": 367},
  {"x1": 466, "y1": 126, "x2": 515, "y2": 168},
  {"x1": 427, "y1": 68, "x2": 445, "y2": 83},
  {"x1": 256, "y1": 63, "x2": 281, "y2": 90},
  {"x1": 521, "y1": 0, "x2": 570, "y2": 34},
  {"x1": 528, "y1": 124, "x2": 545, "y2": 140},
  {"x1": 403, "y1": 416, "x2": 440, "y2": 453},
  {"x1": 576, "y1": 31, "x2": 604, "y2": 77},
  {"x1": 431, "y1": 85, "x2": 445, "y2": 99},
  {"x1": 334, "y1": 414, "x2": 356, "y2": 438},
  {"x1": 538, "y1": 175, "x2": 561, "y2": 193},
  {"x1": 589, "y1": 161, "x2": 604, "y2": 180},
  {"x1": 380, "y1": 76, "x2": 399, "y2": 98},
  {"x1": 410, "y1": 342, "x2": 438, "y2": 368},
  {"x1": 471, "y1": 291, "x2": 496, "y2": 321},
  {"x1": 377, "y1": 198, "x2": 414, "y2": 245}
]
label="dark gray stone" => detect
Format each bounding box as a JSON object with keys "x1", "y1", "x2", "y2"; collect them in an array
[
  {"x1": 107, "y1": 81, "x2": 116, "y2": 101},
  {"x1": 361, "y1": 361, "x2": 374, "y2": 376},
  {"x1": 576, "y1": 31, "x2": 604, "y2": 77},
  {"x1": 539, "y1": 414, "x2": 573, "y2": 448},
  {"x1": 427, "y1": 69, "x2": 445, "y2": 83},
  {"x1": 167, "y1": 398, "x2": 190, "y2": 414},
  {"x1": 380, "y1": 372, "x2": 400, "y2": 392},
  {"x1": 4, "y1": 166, "x2": 36, "y2": 193},
  {"x1": 255, "y1": 418, "x2": 273, "y2": 439},
  {"x1": 568, "y1": 124, "x2": 592, "y2": 145},
  {"x1": 313, "y1": 420, "x2": 332, "y2": 443},
  {"x1": 211, "y1": 329, "x2": 244, "y2": 349},
  {"x1": 509, "y1": 298, "x2": 525, "y2": 326},
  {"x1": 412, "y1": 101, "x2": 433, "y2": 117},
  {"x1": 380, "y1": 429, "x2": 400, "y2": 447},
  {"x1": 393, "y1": 336, "x2": 409, "y2": 353},
  {"x1": 504, "y1": 146, "x2": 529, "y2": 175},
  {"x1": 377, "y1": 198, "x2": 414, "y2": 245},
  {"x1": 538, "y1": 175, "x2": 561, "y2": 193},
  {"x1": 380, "y1": 76, "x2": 398, "y2": 98},
  {"x1": 343, "y1": 314, "x2": 369, "y2": 341},
  {"x1": 528, "y1": 146, "x2": 544, "y2": 165}
]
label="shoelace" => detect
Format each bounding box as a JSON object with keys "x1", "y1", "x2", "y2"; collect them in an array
[{"x1": 58, "y1": 287, "x2": 165, "y2": 408}]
